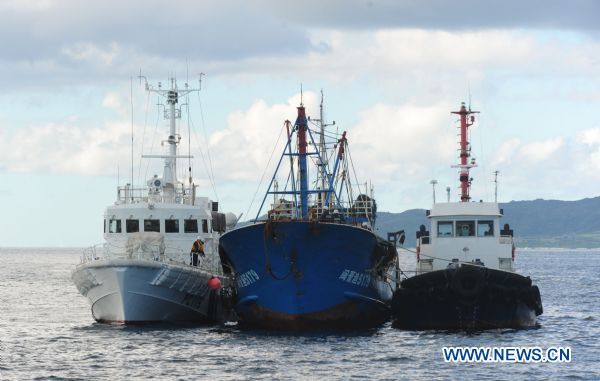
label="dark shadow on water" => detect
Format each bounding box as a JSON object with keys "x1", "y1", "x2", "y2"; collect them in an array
[
  {"x1": 399, "y1": 323, "x2": 543, "y2": 337},
  {"x1": 217, "y1": 322, "x2": 384, "y2": 338},
  {"x1": 73, "y1": 320, "x2": 224, "y2": 333}
]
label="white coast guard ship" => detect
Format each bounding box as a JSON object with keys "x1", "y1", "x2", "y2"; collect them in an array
[{"x1": 72, "y1": 77, "x2": 236, "y2": 324}]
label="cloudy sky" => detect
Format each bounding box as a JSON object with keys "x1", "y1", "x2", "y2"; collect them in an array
[{"x1": 1, "y1": 0, "x2": 599, "y2": 246}]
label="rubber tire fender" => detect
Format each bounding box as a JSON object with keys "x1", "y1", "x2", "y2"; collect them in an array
[{"x1": 451, "y1": 265, "x2": 484, "y2": 299}]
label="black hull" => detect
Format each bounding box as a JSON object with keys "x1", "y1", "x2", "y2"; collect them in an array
[{"x1": 391, "y1": 265, "x2": 543, "y2": 330}]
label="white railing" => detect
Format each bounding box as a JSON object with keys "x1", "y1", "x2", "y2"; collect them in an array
[
  {"x1": 79, "y1": 240, "x2": 222, "y2": 274},
  {"x1": 268, "y1": 199, "x2": 375, "y2": 224},
  {"x1": 116, "y1": 184, "x2": 194, "y2": 205},
  {"x1": 499, "y1": 235, "x2": 513, "y2": 245}
]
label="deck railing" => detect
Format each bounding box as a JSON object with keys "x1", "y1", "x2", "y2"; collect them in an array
[
  {"x1": 116, "y1": 184, "x2": 194, "y2": 205},
  {"x1": 268, "y1": 199, "x2": 375, "y2": 226},
  {"x1": 80, "y1": 241, "x2": 222, "y2": 273}
]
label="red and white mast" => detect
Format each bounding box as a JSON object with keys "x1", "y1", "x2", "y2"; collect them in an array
[{"x1": 451, "y1": 102, "x2": 479, "y2": 202}]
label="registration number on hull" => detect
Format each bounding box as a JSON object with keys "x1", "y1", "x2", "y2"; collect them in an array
[
  {"x1": 237, "y1": 269, "x2": 260, "y2": 288},
  {"x1": 339, "y1": 269, "x2": 371, "y2": 288}
]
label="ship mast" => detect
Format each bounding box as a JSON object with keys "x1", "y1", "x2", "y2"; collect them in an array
[
  {"x1": 140, "y1": 76, "x2": 200, "y2": 201},
  {"x1": 296, "y1": 103, "x2": 310, "y2": 219},
  {"x1": 312, "y1": 90, "x2": 335, "y2": 209},
  {"x1": 451, "y1": 102, "x2": 479, "y2": 202}
]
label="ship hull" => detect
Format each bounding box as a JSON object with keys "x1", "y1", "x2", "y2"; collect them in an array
[
  {"x1": 72, "y1": 259, "x2": 231, "y2": 324},
  {"x1": 391, "y1": 264, "x2": 543, "y2": 330},
  {"x1": 219, "y1": 221, "x2": 397, "y2": 330}
]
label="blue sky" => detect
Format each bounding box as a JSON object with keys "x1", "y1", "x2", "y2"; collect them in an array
[{"x1": 1, "y1": 1, "x2": 600, "y2": 246}]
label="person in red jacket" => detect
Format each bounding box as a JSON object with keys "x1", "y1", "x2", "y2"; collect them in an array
[{"x1": 190, "y1": 237, "x2": 205, "y2": 266}]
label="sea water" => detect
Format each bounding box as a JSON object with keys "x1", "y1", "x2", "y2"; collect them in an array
[{"x1": 0, "y1": 248, "x2": 598, "y2": 380}]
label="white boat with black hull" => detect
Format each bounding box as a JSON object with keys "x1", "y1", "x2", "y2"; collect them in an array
[
  {"x1": 72, "y1": 77, "x2": 236, "y2": 324},
  {"x1": 391, "y1": 103, "x2": 543, "y2": 330}
]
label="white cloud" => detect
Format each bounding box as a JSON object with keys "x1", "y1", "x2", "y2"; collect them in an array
[
  {"x1": 348, "y1": 102, "x2": 455, "y2": 183},
  {"x1": 576, "y1": 127, "x2": 600, "y2": 173},
  {"x1": 62, "y1": 42, "x2": 121, "y2": 66},
  {"x1": 370, "y1": 29, "x2": 535, "y2": 68},
  {"x1": 578, "y1": 127, "x2": 600, "y2": 146},
  {"x1": 492, "y1": 138, "x2": 521, "y2": 166},
  {"x1": 518, "y1": 137, "x2": 564, "y2": 164},
  {"x1": 0, "y1": 0, "x2": 54, "y2": 12},
  {"x1": 102, "y1": 92, "x2": 123, "y2": 113},
  {"x1": 208, "y1": 92, "x2": 320, "y2": 182},
  {"x1": 0, "y1": 120, "x2": 131, "y2": 176}
]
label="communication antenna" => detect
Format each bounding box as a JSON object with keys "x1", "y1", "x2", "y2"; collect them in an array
[
  {"x1": 430, "y1": 179, "x2": 438, "y2": 204},
  {"x1": 187, "y1": 61, "x2": 192, "y2": 186},
  {"x1": 198, "y1": 72, "x2": 205, "y2": 90},
  {"x1": 494, "y1": 170, "x2": 500, "y2": 203},
  {"x1": 130, "y1": 76, "x2": 134, "y2": 202},
  {"x1": 446, "y1": 186, "x2": 451, "y2": 202},
  {"x1": 468, "y1": 82, "x2": 472, "y2": 111}
]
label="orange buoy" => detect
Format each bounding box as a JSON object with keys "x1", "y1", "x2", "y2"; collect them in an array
[{"x1": 208, "y1": 277, "x2": 221, "y2": 290}]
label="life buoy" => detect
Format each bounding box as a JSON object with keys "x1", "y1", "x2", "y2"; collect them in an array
[{"x1": 451, "y1": 265, "x2": 484, "y2": 299}]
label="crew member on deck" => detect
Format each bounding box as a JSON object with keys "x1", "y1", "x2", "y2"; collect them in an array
[{"x1": 190, "y1": 237, "x2": 205, "y2": 266}]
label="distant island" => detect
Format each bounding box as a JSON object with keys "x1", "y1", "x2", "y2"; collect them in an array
[{"x1": 375, "y1": 196, "x2": 600, "y2": 249}]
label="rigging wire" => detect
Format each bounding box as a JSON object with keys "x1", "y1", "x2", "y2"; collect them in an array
[
  {"x1": 137, "y1": 91, "x2": 151, "y2": 186},
  {"x1": 188, "y1": 110, "x2": 218, "y2": 200},
  {"x1": 195, "y1": 90, "x2": 219, "y2": 200},
  {"x1": 144, "y1": 95, "x2": 161, "y2": 182},
  {"x1": 186, "y1": 98, "x2": 192, "y2": 185},
  {"x1": 476, "y1": 111, "x2": 489, "y2": 200},
  {"x1": 244, "y1": 122, "x2": 287, "y2": 221},
  {"x1": 186, "y1": 60, "x2": 192, "y2": 186},
  {"x1": 345, "y1": 144, "x2": 365, "y2": 197},
  {"x1": 130, "y1": 76, "x2": 134, "y2": 193}
]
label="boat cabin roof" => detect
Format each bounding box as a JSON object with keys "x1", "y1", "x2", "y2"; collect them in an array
[{"x1": 429, "y1": 202, "x2": 501, "y2": 218}]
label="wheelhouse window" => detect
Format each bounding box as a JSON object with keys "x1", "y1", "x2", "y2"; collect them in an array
[
  {"x1": 184, "y1": 219, "x2": 198, "y2": 233},
  {"x1": 126, "y1": 219, "x2": 139, "y2": 233},
  {"x1": 109, "y1": 219, "x2": 121, "y2": 233},
  {"x1": 477, "y1": 220, "x2": 494, "y2": 237},
  {"x1": 456, "y1": 221, "x2": 475, "y2": 237},
  {"x1": 202, "y1": 219, "x2": 209, "y2": 233},
  {"x1": 165, "y1": 219, "x2": 179, "y2": 233},
  {"x1": 437, "y1": 221, "x2": 454, "y2": 237},
  {"x1": 144, "y1": 219, "x2": 160, "y2": 232}
]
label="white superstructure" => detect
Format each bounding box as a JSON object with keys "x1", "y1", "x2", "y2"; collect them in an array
[
  {"x1": 72, "y1": 76, "x2": 235, "y2": 323},
  {"x1": 415, "y1": 103, "x2": 515, "y2": 275},
  {"x1": 416, "y1": 202, "x2": 514, "y2": 273}
]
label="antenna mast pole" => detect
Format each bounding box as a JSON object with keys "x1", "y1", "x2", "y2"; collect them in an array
[
  {"x1": 139, "y1": 75, "x2": 200, "y2": 189},
  {"x1": 130, "y1": 76, "x2": 134, "y2": 202},
  {"x1": 494, "y1": 170, "x2": 499, "y2": 203},
  {"x1": 312, "y1": 90, "x2": 335, "y2": 208},
  {"x1": 430, "y1": 180, "x2": 438, "y2": 204},
  {"x1": 451, "y1": 102, "x2": 479, "y2": 202},
  {"x1": 296, "y1": 104, "x2": 309, "y2": 219}
]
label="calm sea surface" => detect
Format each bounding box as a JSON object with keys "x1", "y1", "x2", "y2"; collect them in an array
[{"x1": 0, "y1": 248, "x2": 598, "y2": 380}]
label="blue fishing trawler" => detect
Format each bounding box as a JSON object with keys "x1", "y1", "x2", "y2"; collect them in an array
[{"x1": 219, "y1": 96, "x2": 398, "y2": 329}]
